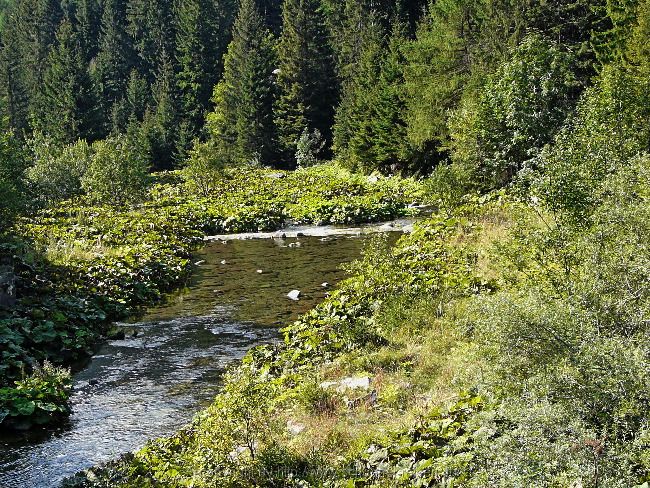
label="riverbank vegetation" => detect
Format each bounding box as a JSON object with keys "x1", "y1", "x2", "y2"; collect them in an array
[
  {"x1": 66, "y1": 148, "x2": 650, "y2": 485},
  {"x1": 0, "y1": 0, "x2": 648, "y2": 485},
  {"x1": 0, "y1": 164, "x2": 419, "y2": 429}
]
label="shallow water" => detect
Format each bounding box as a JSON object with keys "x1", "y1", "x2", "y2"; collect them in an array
[{"x1": 0, "y1": 233, "x2": 391, "y2": 488}]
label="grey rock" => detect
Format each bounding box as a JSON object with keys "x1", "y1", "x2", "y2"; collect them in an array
[
  {"x1": 0, "y1": 265, "x2": 16, "y2": 309},
  {"x1": 287, "y1": 290, "x2": 301, "y2": 301},
  {"x1": 338, "y1": 376, "x2": 372, "y2": 392},
  {"x1": 287, "y1": 420, "x2": 305, "y2": 435}
]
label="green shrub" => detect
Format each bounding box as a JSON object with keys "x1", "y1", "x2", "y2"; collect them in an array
[
  {"x1": 0, "y1": 361, "x2": 72, "y2": 428},
  {"x1": 81, "y1": 135, "x2": 150, "y2": 205},
  {"x1": 297, "y1": 380, "x2": 341, "y2": 416},
  {"x1": 181, "y1": 141, "x2": 226, "y2": 197},
  {"x1": 533, "y1": 66, "x2": 650, "y2": 223},
  {"x1": 27, "y1": 134, "x2": 92, "y2": 204},
  {"x1": 422, "y1": 162, "x2": 475, "y2": 214},
  {"x1": 452, "y1": 34, "x2": 579, "y2": 189}
]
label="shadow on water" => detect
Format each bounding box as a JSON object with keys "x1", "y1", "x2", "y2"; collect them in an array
[{"x1": 0, "y1": 233, "x2": 395, "y2": 487}]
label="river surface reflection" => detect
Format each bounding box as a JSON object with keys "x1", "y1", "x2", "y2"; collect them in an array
[{"x1": 0, "y1": 233, "x2": 390, "y2": 487}]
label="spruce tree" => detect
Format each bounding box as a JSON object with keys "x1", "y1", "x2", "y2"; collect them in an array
[
  {"x1": 0, "y1": 0, "x2": 62, "y2": 131},
  {"x1": 332, "y1": 13, "x2": 383, "y2": 168},
  {"x1": 175, "y1": 0, "x2": 235, "y2": 149},
  {"x1": 255, "y1": 0, "x2": 282, "y2": 33},
  {"x1": 74, "y1": 0, "x2": 101, "y2": 63},
  {"x1": 274, "y1": 0, "x2": 337, "y2": 165},
  {"x1": 34, "y1": 19, "x2": 98, "y2": 144},
  {"x1": 208, "y1": 0, "x2": 277, "y2": 165},
  {"x1": 94, "y1": 0, "x2": 134, "y2": 136},
  {"x1": 402, "y1": 0, "x2": 489, "y2": 163},
  {"x1": 0, "y1": 27, "x2": 30, "y2": 133},
  {"x1": 143, "y1": 51, "x2": 180, "y2": 170},
  {"x1": 127, "y1": 0, "x2": 175, "y2": 83},
  {"x1": 125, "y1": 69, "x2": 150, "y2": 123},
  {"x1": 369, "y1": 23, "x2": 408, "y2": 172}
]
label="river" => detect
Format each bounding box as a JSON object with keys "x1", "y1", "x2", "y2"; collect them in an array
[{"x1": 0, "y1": 231, "x2": 398, "y2": 487}]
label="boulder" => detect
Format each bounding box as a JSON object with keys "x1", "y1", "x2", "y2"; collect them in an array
[
  {"x1": 106, "y1": 326, "x2": 126, "y2": 340},
  {"x1": 402, "y1": 224, "x2": 415, "y2": 234},
  {"x1": 338, "y1": 376, "x2": 372, "y2": 392},
  {"x1": 0, "y1": 265, "x2": 16, "y2": 309},
  {"x1": 286, "y1": 420, "x2": 305, "y2": 435},
  {"x1": 319, "y1": 376, "x2": 372, "y2": 393},
  {"x1": 287, "y1": 290, "x2": 301, "y2": 301},
  {"x1": 319, "y1": 381, "x2": 338, "y2": 390}
]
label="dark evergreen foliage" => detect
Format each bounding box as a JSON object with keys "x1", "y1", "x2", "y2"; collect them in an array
[
  {"x1": 274, "y1": 0, "x2": 337, "y2": 166},
  {"x1": 208, "y1": 0, "x2": 277, "y2": 165},
  {"x1": 0, "y1": 0, "x2": 643, "y2": 175},
  {"x1": 34, "y1": 19, "x2": 98, "y2": 143}
]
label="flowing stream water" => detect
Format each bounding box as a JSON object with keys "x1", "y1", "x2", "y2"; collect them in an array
[{"x1": 0, "y1": 231, "x2": 400, "y2": 488}]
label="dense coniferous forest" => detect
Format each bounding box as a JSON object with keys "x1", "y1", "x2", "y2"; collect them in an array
[
  {"x1": 0, "y1": 0, "x2": 645, "y2": 179},
  {"x1": 0, "y1": 0, "x2": 649, "y2": 486}
]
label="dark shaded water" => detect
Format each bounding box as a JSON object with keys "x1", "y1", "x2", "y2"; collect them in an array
[{"x1": 0, "y1": 234, "x2": 386, "y2": 488}]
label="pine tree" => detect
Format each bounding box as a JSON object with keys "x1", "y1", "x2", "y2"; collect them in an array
[
  {"x1": 127, "y1": 0, "x2": 175, "y2": 83},
  {"x1": 626, "y1": 0, "x2": 650, "y2": 72},
  {"x1": 143, "y1": 51, "x2": 180, "y2": 170},
  {"x1": 369, "y1": 23, "x2": 408, "y2": 172},
  {"x1": 274, "y1": 0, "x2": 338, "y2": 165},
  {"x1": 402, "y1": 0, "x2": 492, "y2": 164},
  {"x1": 94, "y1": 0, "x2": 134, "y2": 136},
  {"x1": 175, "y1": 0, "x2": 209, "y2": 138},
  {"x1": 333, "y1": 12, "x2": 384, "y2": 167},
  {"x1": 125, "y1": 69, "x2": 150, "y2": 123},
  {"x1": 255, "y1": 0, "x2": 282, "y2": 33},
  {"x1": 34, "y1": 19, "x2": 98, "y2": 144},
  {"x1": 0, "y1": 0, "x2": 62, "y2": 131},
  {"x1": 591, "y1": 0, "x2": 641, "y2": 66},
  {"x1": 175, "y1": 0, "x2": 236, "y2": 147},
  {"x1": 0, "y1": 120, "x2": 27, "y2": 229},
  {"x1": 208, "y1": 0, "x2": 277, "y2": 165},
  {"x1": 0, "y1": 27, "x2": 30, "y2": 133},
  {"x1": 74, "y1": 0, "x2": 101, "y2": 63}
]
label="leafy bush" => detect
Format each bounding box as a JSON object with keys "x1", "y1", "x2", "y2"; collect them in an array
[
  {"x1": 421, "y1": 162, "x2": 475, "y2": 214},
  {"x1": 27, "y1": 134, "x2": 92, "y2": 204},
  {"x1": 182, "y1": 140, "x2": 226, "y2": 197},
  {"x1": 533, "y1": 66, "x2": 650, "y2": 223},
  {"x1": 295, "y1": 128, "x2": 324, "y2": 168},
  {"x1": 353, "y1": 394, "x2": 485, "y2": 487},
  {"x1": 0, "y1": 361, "x2": 71, "y2": 428},
  {"x1": 452, "y1": 34, "x2": 579, "y2": 189},
  {"x1": 81, "y1": 135, "x2": 150, "y2": 205}
]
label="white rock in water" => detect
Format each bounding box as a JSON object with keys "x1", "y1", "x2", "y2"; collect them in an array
[
  {"x1": 257, "y1": 269, "x2": 264, "y2": 274},
  {"x1": 221, "y1": 260, "x2": 227, "y2": 265},
  {"x1": 194, "y1": 260, "x2": 205, "y2": 266},
  {"x1": 286, "y1": 420, "x2": 305, "y2": 436},
  {"x1": 338, "y1": 376, "x2": 372, "y2": 392},
  {"x1": 321, "y1": 282, "x2": 329, "y2": 288},
  {"x1": 287, "y1": 290, "x2": 301, "y2": 300}
]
